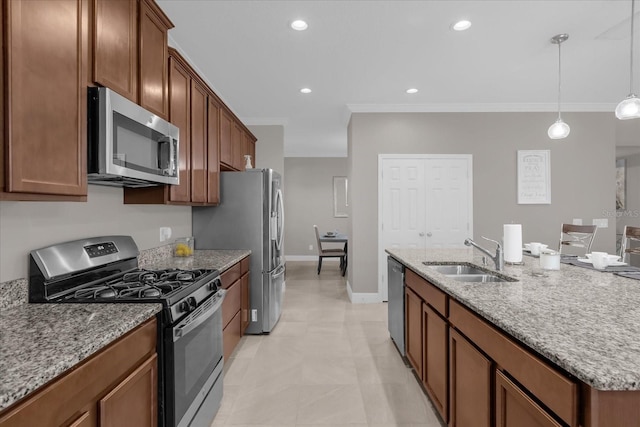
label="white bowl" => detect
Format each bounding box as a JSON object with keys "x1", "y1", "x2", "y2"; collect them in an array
[{"x1": 586, "y1": 253, "x2": 620, "y2": 262}]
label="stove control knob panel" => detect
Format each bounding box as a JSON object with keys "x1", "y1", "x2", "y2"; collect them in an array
[
  {"x1": 208, "y1": 278, "x2": 221, "y2": 292},
  {"x1": 180, "y1": 296, "x2": 197, "y2": 313}
]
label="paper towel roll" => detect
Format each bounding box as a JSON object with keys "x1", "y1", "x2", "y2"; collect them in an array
[{"x1": 503, "y1": 224, "x2": 523, "y2": 263}]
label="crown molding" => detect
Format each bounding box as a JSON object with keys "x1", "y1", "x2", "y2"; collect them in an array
[{"x1": 346, "y1": 103, "x2": 616, "y2": 113}]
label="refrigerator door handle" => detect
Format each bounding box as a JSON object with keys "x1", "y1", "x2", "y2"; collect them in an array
[
  {"x1": 272, "y1": 264, "x2": 286, "y2": 278},
  {"x1": 275, "y1": 188, "x2": 284, "y2": 251}
]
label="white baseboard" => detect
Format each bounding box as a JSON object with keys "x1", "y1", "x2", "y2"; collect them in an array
[
  {"x1": 285, "y1": 255, "x2": 340, "y2": 262},
  {"x1": 347, "y1": 281, "x2": 383, "y2": 304}
]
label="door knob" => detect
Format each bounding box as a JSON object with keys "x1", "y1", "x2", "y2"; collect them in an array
[
  {"x1": 419, "y1": 232, "x2": 425, "y2": 237},
  {"x1": 427, "y1": 232, "x2": 433, "y2": 237}
]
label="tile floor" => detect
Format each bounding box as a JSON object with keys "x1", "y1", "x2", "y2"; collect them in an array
[{"x1": 211, "y1": 261, "x2": 443, "y2": 427}]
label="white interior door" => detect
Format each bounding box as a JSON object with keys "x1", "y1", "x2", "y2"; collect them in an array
[{"x1": 378, "y1": 155, "x2": 472, "y2": 301}]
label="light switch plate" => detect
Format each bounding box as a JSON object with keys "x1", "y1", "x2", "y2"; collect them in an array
[
  {"x1": 592, "y1": 218, "x2": 608, "y2": 228},
  {"x1": 159, "y1": 226, "x2": 172, "y2": 242},
  {"x1": 572, "y1": 218, "x2": 583, "y2": 225}
]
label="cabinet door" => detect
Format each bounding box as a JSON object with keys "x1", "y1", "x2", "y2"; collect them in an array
[
  {"x1": 5, "y1": 0, "x2": 88, "y2": 197},
  {"x1": 449, "y1": 328, "x2": 491, "y2": 427},
  {"x1": 222, "y1": 279, "x2": 241, "y2": 329},
  {"x1": 207, "y1": 96, "x2": 221, "y2": 204},
  {"x1": 241, "y1": 272, "x2": 250, "y2": 334},
  {"x1": 139, "y1": 0, "x2": 170, "y2": 119},
  {"x1": 99, "y1": 354, "x2": 157, "y2": 427},
  {"x1": 68, "y1": 411, "x2": 93, "y2": 427},
  {"x1": 219, "y1": 109, "x2": 234, "y2": 168},
  {"x1": 496, "y1": 370, "x2": 562, "y2": 427},
  {"x1": 423, "y1": 304, "x2": 448, "y2": 423},
  {"x1": 94, "y1": 0, "x2": 137, "y2": 102},
  {"x1": 405, "y1": 287, "x2": 423, "y2": 378},
  {"x1": 168, "y1": 56, "x2": 191, "y2": 203},
  {"x1": 232, "y1": 123, "x2": 243, "y2": 171},
  {"x1": 190, "y1": 80, "x2": 207, "y2": 204}
]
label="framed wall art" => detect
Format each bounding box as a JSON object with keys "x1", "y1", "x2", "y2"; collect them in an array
[{"x1": 517, "y1": 150, "x2": 551, "y2": 204}]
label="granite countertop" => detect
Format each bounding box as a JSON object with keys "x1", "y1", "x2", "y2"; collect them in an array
[
  {"x1": 140, "y1": 249, "x2": 251, "y2": 272},
  {"x1": 0, "y1": 303, "x2": 161, "y2": 411},
  {"x1": 0, "y1": 249, "x2": 250, "y2": 413},
  {"x1": 386, "y1": 248, "x2": 640, "y2": 391}
]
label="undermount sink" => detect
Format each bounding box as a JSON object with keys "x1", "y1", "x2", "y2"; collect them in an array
[
  {"x1": 423, "y1": 262, "x2": 517, "y2": 283},
  {"x1": 426, "y1": 264, "x2": 488, "y2": 275}
]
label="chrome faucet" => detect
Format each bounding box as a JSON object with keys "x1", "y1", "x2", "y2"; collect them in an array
[{"x1": 464, "y1": 237, "x2": 504, "y2": 271}]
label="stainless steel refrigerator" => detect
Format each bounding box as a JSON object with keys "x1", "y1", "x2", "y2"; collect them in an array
[{"x1": 192, "y1": 169, "x2": 285, "y2": 334}]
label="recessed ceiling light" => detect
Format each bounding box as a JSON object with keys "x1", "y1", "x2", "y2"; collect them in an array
[
  {"x1": 452, "y1": 20, "x2": 472, "y2": 31},
  {"x1": 291, "y1": 20, "x2": 308, "y2": 31},
  {"x1": 406, "y1": 88, "x2": 419, "y2": 94},
  {"x1": 300, "y1": 88, "x2": 312, "y2": 94}
]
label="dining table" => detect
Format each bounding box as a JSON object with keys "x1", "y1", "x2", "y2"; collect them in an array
[{"x1": 319, "y1": 232, "x2": 349, "y2": 273}]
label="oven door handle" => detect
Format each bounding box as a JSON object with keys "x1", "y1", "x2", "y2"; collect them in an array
[{"x1": 174, "y1": 290, "x2": 226, "y2": 342}]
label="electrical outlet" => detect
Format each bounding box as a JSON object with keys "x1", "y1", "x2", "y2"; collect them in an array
[
  {"x1": 592, "y1": 218, "x2": 608, "y2": 228},
  {"x1": 159, "y1": 227, "x2": 172, "y2": 242},
  {"x1": 251, "y1": 309, "x2": 258, "y2": 322},
  {"x1": 309, "y1": 244, "x2": 313, "y2": 251},
  {"x1": 572, "y1": 218, "x2": 582, "y2": 225}
]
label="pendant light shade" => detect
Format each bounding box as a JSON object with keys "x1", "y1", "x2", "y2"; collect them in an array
[
  {"x1": 616, "y1": 0, "x2": 640, "y2": 120},
  {"x1": 548, "y1": 34, "x2": 570, "y2": 140}
]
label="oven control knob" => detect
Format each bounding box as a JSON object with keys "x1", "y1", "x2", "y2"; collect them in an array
[{"x1": 208, "y1": 280, "x2": 219, "y2": 292}]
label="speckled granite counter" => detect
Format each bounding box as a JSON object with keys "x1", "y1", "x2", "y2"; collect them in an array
[
  {"x1": 140, "y1": 249, "x2": 251, "y2": 272},
  {"x1": 386, "y1": 248, "x2": 640, "y2": 391},
  {"x1": 0, "y1": 303, "x2": 161, "y2": 411}
]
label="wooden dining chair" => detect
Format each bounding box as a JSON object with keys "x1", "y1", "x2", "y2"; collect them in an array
[
  {"x1": 313, "y1": 225, "x2": 346, "y2": 276},
  {"x1": 619, "y1": 225, "x2": 640, "y2": 263},
  {"x1": 558, "y1": 223, "x2": 597, "y2": 255}
]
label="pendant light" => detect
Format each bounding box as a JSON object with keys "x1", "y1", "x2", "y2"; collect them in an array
[
  {"x1": 616, "y1": 0, "x2": 640, "y2": 120},
  {"x1": 548, "y1": 34, "x2": 570, "y2": 139}
]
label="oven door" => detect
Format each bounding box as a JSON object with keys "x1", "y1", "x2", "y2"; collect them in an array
[{"x1": 165, "y1": 290, "x2": 225, "y2": 427}]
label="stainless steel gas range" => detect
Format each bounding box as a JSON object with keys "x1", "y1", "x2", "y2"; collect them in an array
[{"x1": 28, "y1": 236, "x2": 225, "y2": 427}]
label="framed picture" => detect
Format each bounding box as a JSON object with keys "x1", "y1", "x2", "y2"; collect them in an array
[
  {"x1": 616, "y1": 158, "x2": 626, "y2": 210},
  {"x1": 517, "y1": 150, "x2": 551, "y2": 204},
  {"x1": 333, "y1": 176, "x2": 348, "y2": 217}
]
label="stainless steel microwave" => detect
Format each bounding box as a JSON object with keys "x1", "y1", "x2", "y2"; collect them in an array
[{"x1": 87, "y1": 87, "x2": 179, "y2": 187}]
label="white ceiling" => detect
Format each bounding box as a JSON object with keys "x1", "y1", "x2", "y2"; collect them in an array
[{"x1": 156, "y1": 0, "x2": 638, "y2": 157}]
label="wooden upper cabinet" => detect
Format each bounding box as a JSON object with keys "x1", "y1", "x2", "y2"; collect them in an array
[
  {"x1": 220, "y1": 109, "x2": 234, "y2": 168},
  {"x1": 190, "y1": 80, "x2": 208, "y2": 204},
  {"x1": 167, "y1": 56, "x2": 191, "y2": 203},
  {"x1": 232, "y1": 124, "x2": 244, "y2": 171},
  {"x1": 207, "y1": 96, "x2": 221, "y2": 205},
  {"x1": 139, "y1": 0, "x2": 173, "y2": 119},
  {"x1": 2, "y1": 0, "x2": 88, "y2": 199},
  {"x1": 94, "y1": 0, "x2": 138, "y2": 102}
]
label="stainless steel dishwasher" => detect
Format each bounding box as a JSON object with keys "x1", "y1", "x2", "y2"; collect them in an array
[{"x1": 387, "y1": 256, "x2": 405, "y2": 356}]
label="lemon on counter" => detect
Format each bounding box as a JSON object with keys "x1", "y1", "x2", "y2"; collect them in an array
[{"x1": 175, "y1": 243, "x2": 193, "y2": 257}]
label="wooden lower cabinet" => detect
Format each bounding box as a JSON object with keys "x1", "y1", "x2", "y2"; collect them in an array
[
  {"x1": 423, "y1": 304, "x2": 448, "y2": 423},
  {"x1": 496, "y1": 370, "x2": 561, "y2": 427},
  {"x1": 405, "y1": 286, "x2": 423, "y2": 378},
  {"x1": 99, "y1": 354, "x2": 157, "y2": 427},
  {"x1": 221, "y1": 256, "x2": 251, "y2": 359},
  {"x1": 449, "y1": 328, "x2": 492, "y2": 427},
  {"x1": 0, "y1": 319, "x2": 157, "y2": 427}
]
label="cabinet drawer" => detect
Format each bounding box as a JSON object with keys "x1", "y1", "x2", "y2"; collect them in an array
[
  {"x1": 240, "y1": 256, "x2": 250, "y2": 274},
  {"x1": 222, "y1": 279, "x2": 241, "y2": 328},
  {"x1": 405, "y1": 269, "x2": 447, "y2": 317},
  {"x1": 220, "y1": 262, "x2": 241, "y2": 289},
  {"x1": 223, "y1": 311, "x2": 241, "y2": 360},
  {"x1": 449, "y1": 300, "x2": 578, "y2": 427}
]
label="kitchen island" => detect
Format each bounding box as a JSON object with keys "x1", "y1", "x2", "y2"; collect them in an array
[{"x1": 387, "y1": 247, "x2": 640, "y2": 427}]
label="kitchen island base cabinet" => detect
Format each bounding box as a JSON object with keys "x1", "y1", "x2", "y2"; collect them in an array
[
  {"x1": 405, "y1": 286, "x2": 423, "y2": 378},
  {"x1": 423, "y1": 304, "x2": 448, "y2": 423},
  {"x1": 0, "y1": 318, "x2": 157, "y2": 427},
  {"x1": 449, "y1": 328, "x2": 491, "y2": 427},
  {"x1": 496, "y1": 370, "x2": 561, "y2": 427}
]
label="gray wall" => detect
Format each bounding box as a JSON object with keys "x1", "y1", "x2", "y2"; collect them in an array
[
  {"x1": 284, "y1": 157, "x2": 349, "y2": 256},
  {"x1": 0, "y1": 185, "x2": 191, "y2": 282},
  {"x1": 250, "y1": 125, "x2": 285, "y2": 176},
  {"x1": 348, "y1": 112, "x2": 617, "y2": 294}
]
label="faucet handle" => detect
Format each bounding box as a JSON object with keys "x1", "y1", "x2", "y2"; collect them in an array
[{"x1": 480, "y1": 236, "x2": 502, "y2": 249}]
